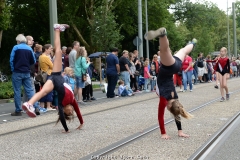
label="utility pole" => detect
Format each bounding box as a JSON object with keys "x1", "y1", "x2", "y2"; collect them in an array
[
  {"x1": 49, "y1": 0, "x2": 58, "y2": 46},
  {"x1": 145, "y1": 0, "x2": 149, "y2": 59},
  {"x1": 233, "y1": 2, "x2": 237, "y2": 57},
  {"x1": 227, "y1": 0, "x2": 230, "y2": 57},
  {"x1": 138, "y1": 0, "x2": 143, "y2": 57}
]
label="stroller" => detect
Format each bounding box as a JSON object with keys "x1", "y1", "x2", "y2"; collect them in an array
[
  {"x1": 92, "y1": 69, "x2": 100, "y2": 81},
  {"x1": 138, "y1": 76, "x2": 145, "y2": 91}
]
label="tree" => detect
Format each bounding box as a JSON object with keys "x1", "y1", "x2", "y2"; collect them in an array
[
  {"x1": 0, "y1": 0, "x2": 11, "y2": 48},
  {"x1": 91, "y1": 2, "x2": 123, "y2": 52}
]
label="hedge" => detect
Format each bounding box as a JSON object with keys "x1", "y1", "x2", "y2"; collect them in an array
[
  {"x1": 0, "y1": 81, "x2": 101, "y2": 99},
  {"x1": 0, "y1": 81, "x2": 14, "y2": 99}
]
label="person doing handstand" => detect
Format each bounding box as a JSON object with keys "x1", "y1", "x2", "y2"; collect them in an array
[
  {"x1": 22, "y1": 24, "x2": 83, "y2": 133},
  {"x1": 145, "y1": 27, "x2": 195, "y2": 139}
]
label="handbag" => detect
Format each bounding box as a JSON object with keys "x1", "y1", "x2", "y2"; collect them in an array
[
  {"x1": 35, "y1": 71, "x2": 48, "y2": 83},
  {"x1": 35, "y1": 57, "x2": 49, "y2": 83},
  {"x1": 85, "y1": 73, "x2": 91, "y2": 86},
  {"x1": 134, "y1": 70, "x2": 140, "y2": 76},
  {"x1": 80, "y1": 57, "x2": 87, "y2": 81}
]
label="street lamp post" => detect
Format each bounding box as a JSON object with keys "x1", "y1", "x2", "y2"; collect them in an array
[
  {"x1": 227, "y1": 0, "x2": 230, "y2": 57},
  {"x1": 49, "y1": 0, "x2": 58, "y2": 46},
  {"x1": 145, "y1": 0, "x2": 149, "y2": 59},
  {"x1": 233, "y1": 2, "x2": 237, "y2": 58},
  {"x1": 138, "y1": 0, "x2": 143, "y2": 57}
]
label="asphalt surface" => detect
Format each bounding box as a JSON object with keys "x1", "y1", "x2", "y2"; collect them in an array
[{"x1": 0, "y1": 89, "x2": 118, "y2": 123}]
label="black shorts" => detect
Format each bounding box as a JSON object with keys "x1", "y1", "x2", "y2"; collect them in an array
[
  {"x1": 48, "y1": 72, "x2": 65, "y2": 102},
  {"x1": 157, "y1": 56, "x2": 182, "y2": 101},
  {"x1": 159, "y1": 56, "x2": 182, "y2": 76}
]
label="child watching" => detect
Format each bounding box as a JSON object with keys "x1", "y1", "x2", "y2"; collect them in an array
[
  {"x1": 63, "y1": 67, "x2": 75, "y2": 91},
  {"x1": 144, "y1": 60, "x2": 152, "y2": 92},
  {"x1": 118, "y1": 80, "x2": 134, "y2": 97},
  {"x1": 150, "y1": 65, "x2": 157, "y2": 92}
]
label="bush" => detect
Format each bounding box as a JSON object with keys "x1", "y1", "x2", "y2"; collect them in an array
[{"x1": 0, "y1": 81, "x2": 14, "y2": 99}]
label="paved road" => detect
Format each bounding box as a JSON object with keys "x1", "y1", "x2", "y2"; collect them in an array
[{"x1": 0, "y1": 88, "x2": 118, "y2": 123}]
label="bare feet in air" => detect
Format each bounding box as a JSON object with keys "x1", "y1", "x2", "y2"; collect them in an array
[
  {"x1": 161, "y1": 134, "x2": 170, "y2": 140},
  {"x1": 178, "y1": 130, "x2": 189, "y2": 138},
  {"x1": 76, "y1": 124, "x2": 84, "y2": 130}
]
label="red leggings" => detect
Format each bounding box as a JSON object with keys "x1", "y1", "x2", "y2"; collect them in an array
[
  {"x1": 173, "y1": 74, "x2": 182, "y2": 86},
  {"x1": 158, "y1": 96, "x2": 182, "y2": 134}
]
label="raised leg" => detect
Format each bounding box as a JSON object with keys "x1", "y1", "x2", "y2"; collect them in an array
[{"x1": 52, "y1": 24, "x2": 69, "y2": 72}]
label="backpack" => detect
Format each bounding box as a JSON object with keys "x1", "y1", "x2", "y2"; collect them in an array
[{"x1": 197, "y1": 58, "x2": 204, "y2": 67}]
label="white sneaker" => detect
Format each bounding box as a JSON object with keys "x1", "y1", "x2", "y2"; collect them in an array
[
  {"x1": 54, "y1": 24, "x2": 69, "y2": 31},
  {"x1": 183, "y1": 90, "x2": 187, "y2": 92},
  {"x1": 190, "y1": 90, "x2": 193, "y2": 92},
  {"x1": 22, "y1": 102, "x2": 37, "y2": 118},
  {"x1": 180, "y1": 89, "x2": 183, "y2": 92},
  {"x1": 144, "y1": 27, "x2": 167, "y2": 40}
]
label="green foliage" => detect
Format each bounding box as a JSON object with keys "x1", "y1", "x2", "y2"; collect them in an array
[
  {"x1": 173, "y1": 0, "x2": 229, "y2": 58},
  {"x1": 91, "y1": 3, "x2": 123, "y2": 52},
  {"x1": 1, "y1": 0, "x2": 240, "y2": 75},
  {"x1": 0, "y1": 0, "x2": 11, "y2": 30},
  {"x1": 0, "y1": 81, "x2": 14, "y2": 99}
]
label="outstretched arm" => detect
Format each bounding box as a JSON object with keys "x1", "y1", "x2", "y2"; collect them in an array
[{"x1": 72, "y1": 99, "x2": 84, "y2": 124}]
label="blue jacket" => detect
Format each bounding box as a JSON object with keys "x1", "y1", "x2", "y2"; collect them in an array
[{"x1": 10, "y1": 43, "x2": 36, "y2": 73}]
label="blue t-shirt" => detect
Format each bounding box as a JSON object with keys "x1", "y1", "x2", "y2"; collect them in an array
[{"x1": 106, "y1": 53, "x2": 119, "y2": 75}]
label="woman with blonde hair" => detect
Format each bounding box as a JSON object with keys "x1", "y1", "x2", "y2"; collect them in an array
[
  {"x1": 145, "y1": 27, "x2": 194, "y2": 139},
  {"x1": 22, "y1": 24, "x2": 84, "y2": 133},
  {"x1": 74, "y1": 47, "x2": 90, "y2": 104}
]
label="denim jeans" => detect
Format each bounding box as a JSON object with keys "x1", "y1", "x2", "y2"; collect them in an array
[
  {"x1": 208, "y1": 71, "x2": 212, "y2": 81},
  {"x1": 150, "y1": 79, "x2": 156, "y2": 91},
  {"x1": 144, "y1": 78, "x2": 150, "y2": 90},
  {"x1": 182, "y1": 70, "x2": 193, "y2": 90},
  {"x1": 120, "y1": 71, "x2": 130, "y2": 88},
  {"x1": 12, "y1": 72, "x2": 39, "y2": 112},
  {"x1": 121, "y1": 88, "x2": 133, "y2": 97},
  {"x1": 193, "y1": 69, "x2": 198, "y2": 83},
  {"x1": 22, "y1": 77, "x2": 35, "y2": 102},
  {"x1": 106, "y1": 74, "x2": 118, "y2": 98}
]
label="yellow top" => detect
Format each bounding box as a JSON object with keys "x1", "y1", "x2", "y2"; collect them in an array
[{"x1": 39, "y1": 54, "x2": 53, "y2": 75}]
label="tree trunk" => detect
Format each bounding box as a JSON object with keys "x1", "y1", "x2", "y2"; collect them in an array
[{"x1": 0, "y1": 30, "x2": 2, "y2": 48}]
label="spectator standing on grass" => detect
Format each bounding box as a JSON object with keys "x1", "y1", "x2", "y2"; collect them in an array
[
  {"x1": 10, "y1": 34, "x2": 40, "y2": 116},
  {"x1": 106, "y1": 47, "x2": 120, "y2": 98}
]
